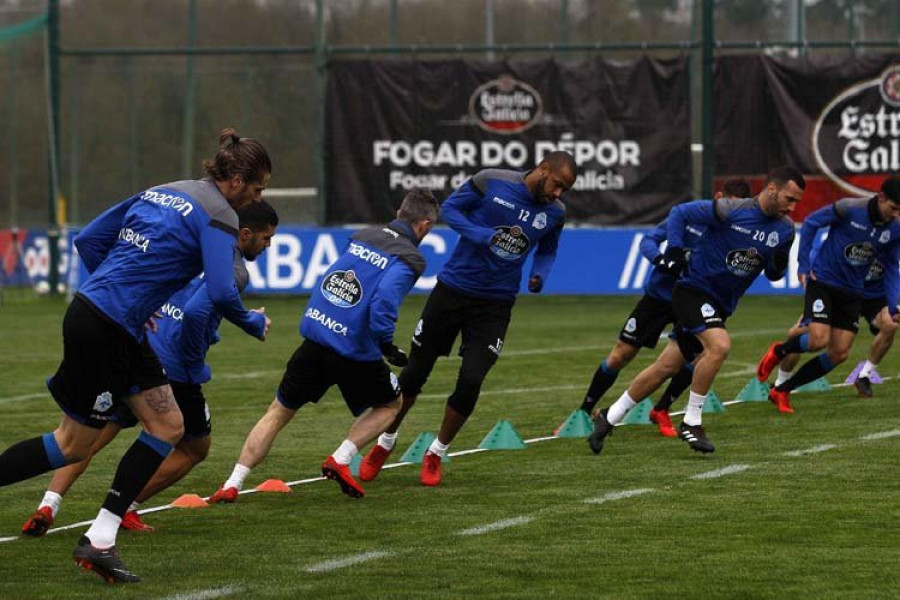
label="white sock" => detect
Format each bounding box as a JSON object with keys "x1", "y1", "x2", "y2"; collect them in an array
[
  {"x1": 39, "y1": 491, "x2": 63, "y2": 518},
  {"x1": 84, "y1": 508, "x2": 121, "y2": 549},
  {"x1": 224, "y1": 463, "x2": 251, "y2": 492},
  {"x1": 683, "y1": 391, "x2": 707, "y2": 426},
  {"x1": 331, "y1": 439, "x2": 358, "y2": 465},
  {"x1": 377, "y1": 431, "x2": 398, "y2": 451},
  {"x1": 606, "y1": 391, "x2": 637, "y2": 425},
  {"x1": 427, "y1": 438, "x2": 449, "y2": 458},
  {"x1": 859, "y1": 360, "x2": 876, "y2": 379},
  {"x1": 775, "y1": 368, "x2": 793, "y2": 387}
]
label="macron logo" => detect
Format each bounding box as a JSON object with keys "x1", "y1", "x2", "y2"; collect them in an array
[{"x1": 348, "y1": 243, "x2": 388, "y2": 269}]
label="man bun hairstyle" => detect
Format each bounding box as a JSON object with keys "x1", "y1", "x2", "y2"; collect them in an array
[
  {"x1": 766, "y1": 166, "x2": 806, "y2": 190},
  {"x1": 203, "y1": 127, "x2": 272, "y2": 185},
  {"x1": 881, "y1": 175, "x2": 900, "y2": 203},
  {"x1": 237, "y1": 199, "x2": 279, "y2": 232},
  {"x1": 398, "y1": 187, "x2": 440, "y2": 224}
]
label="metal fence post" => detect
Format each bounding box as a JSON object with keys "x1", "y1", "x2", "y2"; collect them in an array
[
  {"x1": 700, "y1": 0, "x2": 714, "y2": 200},
  {"x1": 181, "y1": 0, "x2": 198, "y2": 178},
  {"x1": 47, "y1": 0, "x2": 61, "y2": 293},
  {"x1": 315, "y1": 0, "x2": 327, "y2": 224}
]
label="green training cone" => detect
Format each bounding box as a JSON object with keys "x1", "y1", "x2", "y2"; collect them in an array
[
  {"x1": 622, "y1": 398, "x2": 654, "y2": 425},
  {"x1": 554, "y1": 409, "x2": 593, "y2": 438},
  {"x1": 736, "y1": 378, "x2": 769, "y2": 402},
  {"x1": 479, "y1": 419, "x2": 527, "y2": 450},
  {"x1": 702, "y1": 389, "x2": 727, "y2": 413},
  {"x1": 795, "y1": 376, "x2": 831, "y2": 393},
  {"x1": 399, "y1": 432, "x2": 451, "y2": 464},
  {"x1": 349, "y1": 453, "x2": 362, "y2": 477}
]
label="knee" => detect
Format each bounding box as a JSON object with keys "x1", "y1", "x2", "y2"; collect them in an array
[
  {"x1": 146, "y1": 412, "x2": 184, "y2": 445},
  {"x1": 826, "y1": 348, "x2": 849, "y2": 365},
  {"x1": 807, "y1": 332, "x2": 829, "y2": 351},
  {"x1": 448, "y1": 373, "x2": 483, "y2": 418},
  {"x1": 607, "y1": 343, "x2": 637, "y2": 370},
  {"x1": 706, "y1": 339, "x2": 730, "y2": 362},
  {"x1": 880, "y1": 319, "x2": 898, "y2": 335},
  {"x1": 180, "y1": 437, "x2": 211, "y2": 464}
]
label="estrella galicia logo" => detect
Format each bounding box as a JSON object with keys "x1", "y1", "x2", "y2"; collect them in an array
[
  {"x1": 469, "y1": 75, "x2": 543, "y2": 135},
  {"x1": 844, "y1": 242, "x2": 874, "y2": 267},
  {"x1": 93, "y1": 391, "x2": 113, "y2": 413},
  {"x1": 725, "y1": 248, "x2": 764, "y2": 277},
  {"x1": 321, "y1": 269, "x2": 363, "y2": 308},
  {"x1": 812, "y1": 64, "x2": 900, "y2": 196},
  {"x1": 490, "y1": 225, "x2": 531, "y2": 260}
]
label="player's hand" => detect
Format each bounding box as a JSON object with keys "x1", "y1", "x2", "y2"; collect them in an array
[
  {"x1": 661, "y1": 246, "x2": 687, "y2": 276},
  {"x1": 652, "y1": 255, "x2": 666, "y2": 267},
  {"x1": 252, "y1": 306, "x2": 271, "y2": 340},
  {"x1": 528, "y1": 275, "x2": 543, "y2": 293},
  {"x1": 380, "y1": 341, "x2": 409, "y2": 367},
  {"x1": 144, "y1": 311, "x2": 162, "y2": 334}
]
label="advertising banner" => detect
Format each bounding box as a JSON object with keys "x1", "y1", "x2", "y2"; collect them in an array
[
  {"x1": 715, "y1": 54, "x2": 900, "y2": 220},
  {"x1": 327, "y1": 57, "x2": 692, "y2": 225}
]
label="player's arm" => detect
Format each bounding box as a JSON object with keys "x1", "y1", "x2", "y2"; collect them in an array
[
  {"x1": 797, "y1": 204, "x2": 841, "y2": 277},
  {"x1": 370, "y1": 262, "x2": 418, "y2": 366},
  {"x1": 528, "y1": 217, "x2": 564, "y2": 293},
  {"x1": 200, "y1": 224, "x2": 267, "y2": 340},
  {"x1": 664, "y1": 200, "x2": 717, "y2": 272},
  {"x1": 440, "y1": 174, "x2": 499, "y2": 246},
  {"x1": 178, "y1": 283, "x2": 215, "y2": 384},
  {"x1": 74, "y1": 196, "x2": 140, "y2": 273},
  {"x1": 640, "y1": 220, "x2": 668, "y2": 265},
  {"x1": 883, "y1": 243, "x2": 900, "y2": 318},
  {"x1": 765, "y1": 230, "x2": 795, "y2": 281}
]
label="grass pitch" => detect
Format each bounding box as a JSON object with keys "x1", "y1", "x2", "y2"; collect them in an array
[{"x1": 0, "y1": 294, "x2": 898, "y2": 599}]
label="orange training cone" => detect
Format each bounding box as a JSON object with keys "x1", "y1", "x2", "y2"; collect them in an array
[
  {"x1": 172, "y1": 494, "x2": 209, "y2": 508},
  {"x1": 255, "y1": 479, "x2": 292, "y2": 493}
]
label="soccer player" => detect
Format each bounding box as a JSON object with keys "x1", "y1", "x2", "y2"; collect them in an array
[
  {"x1": 21, "y1": 201, "x2": 278, "y2": 536},
  {"x1": 577, "y1": 178, "x2": 752, "y2": 437},
  {"x1": 756, "y1": 176, "x2": 900, "y2": 413},
  {"x1": 588, "y1": 167, "x2": 803, "y2": 455},
  {"x1": 210, "y1": 188, "x2": 439, "y2": 501},
  {"x1": 358, "y1": 152, "x2": 577, "y2": 487},
  {"x1": 0, "y1": 128, "x2": 272, "y2": 583}
]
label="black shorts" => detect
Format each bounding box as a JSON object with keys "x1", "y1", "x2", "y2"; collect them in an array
[
  {"x1": 618, "y1": 294, "x2": 676, "y2": 349},
  {"x1": 860, "y1": 297, "x2": 886, "y2": 335},
  {"x1": 277, "y1": 340, "x2": 399, "y2": 417},
  {"x1": 409, "y1": 280, "x2": 513, "y2": 358},
  {"x1": 671, "y1": 285, "x2": 728, "y2": 363},
  {"x1": 107, "y1": 381, "x2": 211, "y2": 439},
  {"x1": 802, "y1": 280, "x2": 861, "y2": 333},
  {"x1": 48, "y1": 295, "x2": 169, "y2": 429}
]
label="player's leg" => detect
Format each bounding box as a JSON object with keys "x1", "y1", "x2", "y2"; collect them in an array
[
  {"x1": 757, "y1": 284, "x2": 831, "y2": 382},
  {"x1": 855, "y1": 303, "x2": 894, "y2": 398},
  {"x1": 773, "y1": 319, "x2": 808, "y2": 387},
  {"x1": 579, "y1": 341, "x2": 639, "y2": 414},
  {"x1": 325, "y1": 359, "x2": 403, "y2": 498},
  {"x1": 213, "y1": 342, "x2": 327, "y2": 502},
  {"x1": 22, "y1": 422, "x2": 123, "y2": 537},
  {"x1": 363, "y1": 284, "x2": 463, "y2": 480},
  {"x1": 420, "y1": 299, "x2": 512, "y2": 486},
  {"x1": 588, "y1": 338, "x2": 687, "y2": 454}
]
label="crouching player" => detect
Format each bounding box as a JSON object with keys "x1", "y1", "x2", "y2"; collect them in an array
[
  {"x1": 21, "y1": 201, "x2": 277, "y2": 536},
  {"x1": 210, "y1": 188, "x2": 439, "y2": 501}
]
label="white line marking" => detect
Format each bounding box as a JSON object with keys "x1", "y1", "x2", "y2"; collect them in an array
[
  {"x1": 163, "y1": 585, "x2": 244, "y2": 600},
  {"x1": 457, "y1": 516, "x2": 534, "y2": 536},
  {"x1": 0, "y1": 536, "x2": 17, "y2": 543},
  {"x1": 859, "y1": 429, "x2": 900, "y2": 441},
  {"x1": 690, "y1": 464, "x2": 751, "y2": 480},
  {"x1": 305, "y1": 551, "x2": 392, "y2": 573},
  {"x1": 0, "y1": 392, "x2": 46, "y2": 404},
  {"x1": 783, "y1": 444, "x2": 838, "y2": 457},
  {"x1": 583, "y1": 488, "x2": 654, "y2": 505}
]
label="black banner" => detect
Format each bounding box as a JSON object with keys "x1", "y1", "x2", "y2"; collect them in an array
[
  {"x1": 715, "y1": 54, "x2": 900, "y2": 217},
  {"x1": 326, "y1": 57, "x2": 691, "y2": 225}
]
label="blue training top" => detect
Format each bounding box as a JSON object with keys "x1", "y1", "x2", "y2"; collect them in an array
[
  {"x1": 437, "y1": 169, "x2": 565, "y2": 301},
  {"x1": 639, "y1": 218, "x2": 705, "y2": 303},
  {"x1": 799, "y1": 196, "x2": 900, "y2": 312},
  {"x1": 301, "y1": 220, "x2": 426, "y2": 362},
  {"x1": 667, "y1": 197, "x2": 795, "y2": 316},
  {"x1": 75, "y1": 178, "x2": 265, "y2": 341}
]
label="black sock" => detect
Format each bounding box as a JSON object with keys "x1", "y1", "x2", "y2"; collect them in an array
[
  {"x1": 655, "y1": 366, "x2": 693, "y2": 411},
  {"x1": 0, "y1": 437, "x2": 53, "y2": 486},
  {"x1": 778, "y1": 335, "x2": 807, "y2": 358},
  {"x1": 101, "y1": 432, "x2": 172, "y2": 516},
  {"x1": 776, "y1": 353, "x2": 835, "y2": 392},
  {"x1": 579, "y1": 361, "x2": 619, "y2": 413}
]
